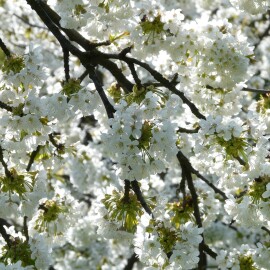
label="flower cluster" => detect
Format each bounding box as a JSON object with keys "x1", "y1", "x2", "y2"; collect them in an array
[{"x1": 102, "y1": 87, "x2": 181, "y2": 180}]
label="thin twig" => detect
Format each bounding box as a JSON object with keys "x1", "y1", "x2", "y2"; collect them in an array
[
  {"x1": 103, "y1": 53, "x2": 206, "y2": 120},
  {"x1": 131, "y1": 180, "x2": 153, "y2": 217},
  {"x1": 63, "y1": 48, "x2": 70, "y2": 82},
  {"x1": 78, "y1": 70, "x2": 89, "y2": 82},
  {"x1": 0, "y1": 145, "x2": 12, "y2": 178},
  {"x1": 0, "y1": 218, "x2": 11, "y2": 247},
  {"x1": 177, "y1": 151, "x2": 228, "y2": 200},
  {"x1": 191, "y1": 170, "x2": 228, "y2": 200},
  {"x1": 123, "y1": 253, "x2": 138, "y2": 270},
  {"x1": 0, "y1": 37, "x2": 11, "y2": 57},
  {"x1": 177, "y1": 151, "x2": 207, "y2": 269},
  {"x1": 242, "y1": 87, "x2": 270, "y2": 94},
  {"x1": 235, "y1": 156, "x2": 246, "y2": 166},
  {"x1": 177, "y1": 126, "x2": 200, "y2": 134},
  {"x1": 26, "y1": 145, "x2": 41, "y2": 172},
  {"x1": 261, "y1": 226, "x2": 270, "y2": 235},
  {"x1": 201, "y1": 243, "x2": 217, "y2": 259},
  {"x1": 23, "y1": 216, "x2": 29, "y2": 242},
  {"x1": 123, "y1": 180, "x2": 131, "y2": 203},
  {"x1": 0, "y1": 101, "x2": 13, "y2": 113},
  {"x1": 26, "y1": 0, "x2": 82, "y2": 56},
  {"x1": 13, "y1": 14, "x2": 48, "y2": 29},
  {"x1": 87, "y1": 65, "x2": 115, "y2": 119},
  {"x1": 127, "y1": 62, "x2": 142, "y2": 87}
]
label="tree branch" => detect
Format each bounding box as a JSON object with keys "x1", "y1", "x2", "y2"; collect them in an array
[
  {"x1": 0, "y1": 101, "x2": 13, "y2": 113},
  {"x1": 123, "y1": 253, "x2": 138, "y2": 270},
  {"x1": 103, "y1": 53, "x2": 206, "y2": 120},
  {"x1": 23, "y1": 216, "x2": 29, "y2": 242},
  {"x1": 26, "y1": 145, "x2": 41, "y2": 172},
  {"x1": 177, "y1": 151, "x2": 228, "y2": 200},
  {"x1": 0, "y1": 37, "x2": 11, "y2": 57},
  {"x1": 63, "y1": 48, "x2": 70, "y2": 82},
  {"x1": 87, "y1": 65, "x2": 116, "y2": 119},
  {"x1": 177, "y1": 151, "x2": 207, "y2": 269},
  {"x1": 26, "y1": 0, "x2": 83, "y2": 57},
  {"x1": 127, "y1": 62, "x2": 142, "y2": 87},
  {"x1": 242, "y1": 87, "x2": 270, "y2": 94},
  {"x1": 0, "y1": 218, "x2": 11, "y2": 247},
  {"x1": 177, "y1": 126, "x2": 200, "y2": 133},
  {"x1": 123, "y1": 180, "x2": 131, "y2": 203},
  {"x1": 261, "y1": 226, "x2": 270, "y2": 235},
  {"x1": 131, "y1": 180, "x2": 153, "y2": 217},
  {"x1": 0, "y1": 145, "x2": 12, "y2": 179}
]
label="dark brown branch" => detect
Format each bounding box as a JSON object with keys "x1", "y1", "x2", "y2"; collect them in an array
[
  {"x1": 87, "y1": 65, "x2": 115, "y2": 119},
  {"x1": 123, "y1": 180, "x2": 131, "y2": 203},
  {"x1": 0, "y1": 101, "x2": 13, "y2": 113},
  {"x1": 177, "y1": 126, "x2": 200, "y2": 133},
  {"x1": 97, "y1": 57, "x2": 133, "y2": 93},
  {"x1": 0, "y1": 145, "x2": 12, "y2": 179},
  {"x1": 63, "y1": 48, "x2": 70, "y2": 82},
  {"x1": 26, "y1": 0, "x2": 83, "y2": 57},
  {"x1": 37, "y1": 0, "x2": 94, "y2": 50},
  {"x1": 177, "y1": 151, "x2": 207, "y2": 269},
  {"x1": 91, "y1": 40, "x2": 111, "y2": 48},
  {"x1": 235, "y1": 156, "x2": 246, "y2": 166},
  {"x1": 201, "y1": 243, "x2": 217, "y2": 259},
  {"x1": 242, "y1": 87, "x2": 270, "y2": 94},
  {"x1": 103, "y1": 53, "x2": 206, "y2": 120},
  {"x1": 27, "y1": 0, "x2": 134, "y2": 95},
  {"x1": 26, "y1": 145, "x2": 41, "y2": 172},
  {"x1": 23, "y1": 216, "x2": 29, "y2": 242},
  {"x1": 0, "y1": 37, "x2": 11, "y2": 57},
  {"x1": 179, "y1": 174, "x2": 186, "y2": 200},
  {"x1": 261, "y1": 226, "x2": 270, "y2": 235},
  {"x1": 123, "y1": 253, "x2": 138, "y2": 270},
  {"x1": 131, "y1": 180, "x2": 153, "y2": 217},
  {"x1": 0, "y1": 218, "x2": 11, "y2": 247},
  {"x1": 192, "y1": 172, "x2": 227, "y2": 201},
  {"x1": 177, "y1": 151, "x2": 228, "y2": 200},
  {"x1": 78, "y1": 70, "x2": 89, "y2": 82},
  {"x1": 177, "y1": 153, "x2": 203, "y2": 227},
  {"x1": 221, "y1": 221, "x2": 239, "y2": 232},
  {"x1": 127, "y1": 62, "x2": 142, "y2": 87},
  {"x1": 143, "y1": 74, "x2": 179, "y2": 88}
]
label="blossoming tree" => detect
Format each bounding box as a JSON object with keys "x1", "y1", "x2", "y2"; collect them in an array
[{"x1": 0, "y1": 0, "x2": 270, "y2": 269}]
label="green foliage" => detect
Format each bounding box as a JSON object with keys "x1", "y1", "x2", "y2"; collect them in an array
[
  {"x1": 34, "y1": 199, "x2": 68, "y2": 233},
  {"x1": 137, "y1": 121, "x2": 154, "y2": 150},
  {"x1": 166, "y1": 197, "x2": 194, "y2": 229},
  {"x1": 61, "y1": 79, "x2": 82, "y2": 98},
  {"x1": 2, "y1": 55, "x2": 25, "y2": 74},
  {"x1": 155, "y1": 220, "x2": 181, "y2": 254},
  {"x1": 125, "y1": 84, "x2": 148, "y2": 105},
  {"x1": 239, "y1": 255, "x2": 258, "y2": 270},
  {"x1": 216, "y1": 136, "x2": 248, "y2": 162},
  {"x1": 0, "y1": 238, "x2": 36, "y2": 268},
  {"x1": 249, "y1": 176, "x2": 270, "y2": 203},
  {"x1": 74, "y1": 4, "x2": 87, "y2": 16},
  {"x1": 102, "y1": 189, "x2": 144, "y2": 233},
  {"x1": 257, "y1": 94, "x2": 270, "y2": 114},
  {"x1": 140, "y1": 14, "x2": 165, "y2": 44},
  {"x1": 0, "y1": 168, "x2": 34, "y2": 199},
  {"x1": 107, "y1": 82, "x2": 122, "y2": 103}
]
